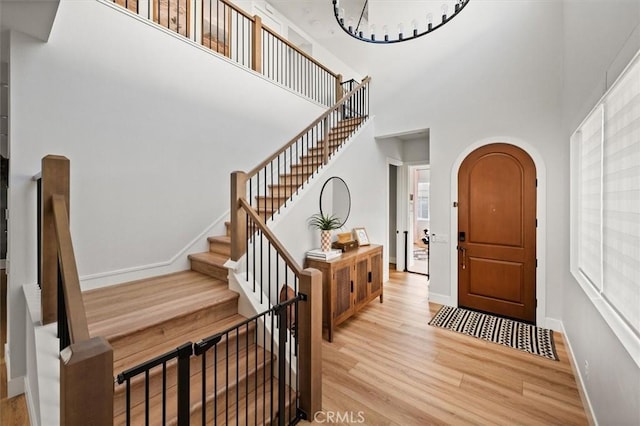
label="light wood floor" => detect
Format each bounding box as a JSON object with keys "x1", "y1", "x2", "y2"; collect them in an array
[
  {"x1": 304, "y1": 269, "x2": 588, "y2": 425},
  {"x1": 1, "y1": 269, "x2": 30, "y2": 425},
  {"x1": 0, "y1": 269, "x2": 588, "y2": 425}
]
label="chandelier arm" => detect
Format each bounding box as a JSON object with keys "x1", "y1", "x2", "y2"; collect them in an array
[
  {"x1": 355, "y1": 0, "x2": 368, "y2": 34},
  {"x1": 332, "y1": 0, "x2": 470, "y2": 44}
]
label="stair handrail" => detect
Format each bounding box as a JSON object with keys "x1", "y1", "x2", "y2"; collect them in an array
[
  {"x1": 36, "y1": 155, "x2": 114, "y2": 425},
  {"x1": 235, "y1": 196, "x2": 323, "y2": 418},
  {"x1": 247, "y1": 76, "x2": 371, "y2": 178},
  {"x1": 238, "y1": 198, "x2": 303, "y2": 274}
]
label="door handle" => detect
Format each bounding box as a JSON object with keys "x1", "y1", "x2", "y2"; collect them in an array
[{"x1": 459, "y1": 246, "x2": 467, "y2": 270}]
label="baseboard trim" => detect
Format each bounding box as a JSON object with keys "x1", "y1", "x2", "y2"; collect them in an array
[
  {"x1": 544, "y1": 317, "x2": 563, "y2": 332},
  {"x1": 6, "y1": 374, "x2": 26, "y2": 398},
  {"x1": 561, "y1": 323, "x2": 598, "y2": 426},
  {"x1": 428, "y1": 292, "x2": 452, "y2": 306},
  {"x1": 79, "y1": 210, "x2": 230, "y2": 290}
]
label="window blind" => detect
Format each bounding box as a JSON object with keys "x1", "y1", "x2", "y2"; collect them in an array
[
  {"x1": 577, "y1": 106, "x2": 603, "y2": 290},
  {"x1": 603, "y1": 61, "x2": 640, "y2": 333}
]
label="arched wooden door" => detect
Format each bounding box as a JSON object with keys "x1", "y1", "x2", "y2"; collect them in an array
[{"x1": 458, "y1": 143, "x2": 537, "y2": 323}]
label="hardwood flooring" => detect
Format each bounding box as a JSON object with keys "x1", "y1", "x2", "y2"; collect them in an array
[
  {"x1": 1, "y1": 269, "x2": 29, "y2": 425},
  {"x1": 303, "y1": 269, "x2": 588, "y2": 425},
  {"x1": 0, "y1": 268, "x2": 588, "y2": 425}
]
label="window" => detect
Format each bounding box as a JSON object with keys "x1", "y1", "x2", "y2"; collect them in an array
[
  {"x1": 417, "y1": 182, "x2": 430, "y2": 221},
  {"x1": 571, "y1": 50, "x2": 640, "y2": 360}
]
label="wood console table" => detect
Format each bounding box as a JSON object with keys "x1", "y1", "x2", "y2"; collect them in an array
[{"x1": 305, "y1": 244, "x2": 383, "y2": 342}]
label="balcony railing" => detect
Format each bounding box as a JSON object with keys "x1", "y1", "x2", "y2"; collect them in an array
[{"x1": 109, "y1": 0, "x2": 342, "y2": 106}]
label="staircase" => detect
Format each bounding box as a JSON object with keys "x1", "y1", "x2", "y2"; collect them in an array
[
  {"x1": 79, "y1": 95, "x2": 367, "y2": 426},
  {"x1": 83, "y1": 220, "x2": 294, "y2": 425}
]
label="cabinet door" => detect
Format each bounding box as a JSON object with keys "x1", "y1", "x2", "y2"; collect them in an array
[
  {"x1": 333, "y1": 263, "x2": 353, "y2": 324},
  {"x1": 369, "y1": 249, "x2": 383, "y2": 298},
  {"x1": 354, "y1": 257, "x2": 369, "y2": 309}
]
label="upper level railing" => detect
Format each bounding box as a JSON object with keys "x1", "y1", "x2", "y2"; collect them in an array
[
  {"x1": 110, "y1": 0, "x2": 343, "y2": 106},
  {"x1": 35, "y1": 155, "x2": 114, "y2": 425}
]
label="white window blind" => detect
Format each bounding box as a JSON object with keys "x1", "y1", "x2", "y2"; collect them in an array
[
  {"x1": 572, "y1": 51, "x2": 640, "y2": 338},
  {"x1": 577, "y1": 106, "x2": 603, "y2": 290},
  {"x1": 603, "y1": 61, "x2": 640, "y2": 333}
]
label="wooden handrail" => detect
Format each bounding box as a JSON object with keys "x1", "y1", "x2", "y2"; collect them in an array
[
  {"x1": 247, "y1": 76, "x2": 371, "y2": 178},
  {"x1": 52, "y1": 195, "x2": 90, "y2": 343},
  {"x1": 238, "y1": 198, "x2": 303, "y2": 275},
  {"x1": 218, "y1": 0, "x2": 255, "y2": 21},
  {"x1": 261, "y1": 24, "x2": 338, "y2": 78}
]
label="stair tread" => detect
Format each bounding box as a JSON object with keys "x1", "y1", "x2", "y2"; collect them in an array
[
  {"x1": 207, "y1": 235, "x2": 231, "y2": 244},
  {"x1": 114, "y1": 341, "x2": 270, "y2": 418},
  {"x1": 113, "y1": 313, "x2": 250, "y2": 373},
  {"x1": 88, "y1": 286, "x2": 238, "y2": 341},
  {"x1": 210, "y1": 377, "x2": 296, "y2": 426},
  {"x1": 84, "y1": 271, "x2": 230, "y2": 324},
  {"x1": 114, "y1": 344, "x2": 284, "y2": 426},
  {"x1": 189, "y1": 251, "x2": 229, "y2": 266}
]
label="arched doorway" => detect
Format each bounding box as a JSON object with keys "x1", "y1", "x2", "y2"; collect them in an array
[{"x1": 457, "y1": 143, "x2": 537, "y2": 323}]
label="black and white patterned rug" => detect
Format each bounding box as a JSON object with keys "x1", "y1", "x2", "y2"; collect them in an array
[{"x1": 428, "y1": 305, "x2": 558, "y2": 361}]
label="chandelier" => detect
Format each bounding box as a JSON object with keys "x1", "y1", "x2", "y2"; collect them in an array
[{"x1": 332, "y1": 0, "x2": 470, "y2": 44}]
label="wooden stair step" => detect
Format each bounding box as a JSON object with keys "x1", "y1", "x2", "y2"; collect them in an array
[
  {"x1": 308, "y1": 141, "x2": 343, "y2": 155},
  {"x1": 267, "y1": 183, "x2": 301, "y2": 198},
  {"x1": 278, "y1": 172, "x2": 312, "y2": 186},
  {"x1": 290, "y1": 163, "x2": 319, "y2": 174},
  {"x1": 113, "y1": 314, "x2": 255, "y2": 416},
  {"x1": 112, "y1": 312, "x2": 250, "y2": 374},
  {"x1": 191, "y1": 377, "x2": 296, "y2": 426},
  {"x1": 337, "y1": 116, "x2": 364, "y2": 126},
  {"x1": 114, "y1": 344, "x2": 276, "y2": 426},
  {"x1": 84, "y1": 272, "x2": 238, "y2": 358},
  {"x1": 208, "y1": 235, "x2": 231, "y2": 255},
  {"x1": 114, "y1": 327, "x2": 263, "y2": 418},
  {"x1": 189, "y1": 252, "x2": 229, "y2": 281},
  {"x1": 254, "y1": 195, "x2": 291, "y2": 213},
  {"x1": 83, "y1": 270, "x2": 220, "y2": 319},
  {"x1": 298, "y1": 155, "x2": 324, "y2": 165}
]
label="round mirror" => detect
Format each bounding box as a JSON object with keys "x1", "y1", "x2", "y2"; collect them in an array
[{"x1": 320, "y1": 177, "x2": 351, "y2": 228}]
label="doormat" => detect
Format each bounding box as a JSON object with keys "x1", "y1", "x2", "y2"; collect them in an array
[{"x1": 428, "y1": 305, "x2": 558, "y2": 361}]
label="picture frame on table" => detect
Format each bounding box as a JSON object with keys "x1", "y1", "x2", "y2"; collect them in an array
[{"x1": 353, "y1": 227, "x2": 370, "y2": 246}]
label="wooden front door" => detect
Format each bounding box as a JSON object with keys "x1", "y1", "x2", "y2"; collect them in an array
[{"x1": 458, "y1": 143, "x2": 537, "y2": 323}]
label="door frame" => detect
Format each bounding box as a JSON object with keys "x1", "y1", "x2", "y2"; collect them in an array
[{"x1": 449, "y1": 137, "x2": 549, "y2": 327}]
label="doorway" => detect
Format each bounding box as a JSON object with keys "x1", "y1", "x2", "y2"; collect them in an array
[
  {"x1": 407, "y1": 165, "x2": 430, "y2": 276},
  {"x1": 457, "y1": 143, "x2": 537, "y2": 323}
]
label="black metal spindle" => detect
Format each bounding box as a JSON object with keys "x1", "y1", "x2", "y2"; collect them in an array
[
  {"x1": 126, "y1": 379, "x2": 131, "y2": 426},
  {"x1": 145, "y1": 370, "x2": 150, "y2": 426},
  {"x1": 57, "y1": 263, "x2": 73, "y2": 354},
  {"x1": 162, "y1": 362, "x2": 167, "y2": 425},
  {"x1": 36, "y1": 178, "x2": 41, "y2": 288},
  {"x1": 277, "y1": 303, "x2": 287, "y2": 426},
  {"x1": 201, "y1": 352, "x2": 207, "y2": 425},
  {"x1": 235, "y1": 329, "x2": 239, "y2": 425}
]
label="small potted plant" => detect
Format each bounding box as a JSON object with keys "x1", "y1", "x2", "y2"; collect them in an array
[{"x1": 308, "y1": 213, "x2": 342, "y2": 252}]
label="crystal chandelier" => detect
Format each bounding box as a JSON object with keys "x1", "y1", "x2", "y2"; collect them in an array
[{"x1": 332, "y1": 0, "x2": 470, "y2": 44}]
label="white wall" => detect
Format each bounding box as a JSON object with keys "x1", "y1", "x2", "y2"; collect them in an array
[
  {"x1": 365, "y1": 1, "x2": 565, "y2": 324},
  {"x1": 562, "y1": 1, "x2": 640, "y2": 424},
  {"x1": 6, "y1": 0, "x2": 327, "y2": 386}
]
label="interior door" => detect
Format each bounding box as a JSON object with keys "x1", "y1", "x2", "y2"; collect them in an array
[{"x1": 458, "y1": 143, "x2": 537, "y2": 323}]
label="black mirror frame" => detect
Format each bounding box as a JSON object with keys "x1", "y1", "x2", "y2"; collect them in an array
[{"x1": 319, "y1": 176, "x2": 351, "y2": 228}]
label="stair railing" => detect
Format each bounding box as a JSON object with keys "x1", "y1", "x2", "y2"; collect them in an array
[
  {"x1": 35, "y1": 155, "x2": 114, "y2": 426},
  {"x1": 230, "y1": 76, "x2": 371, "y2": 261},
  {"x1": 107, "y1": 0, "x2": 343, "y2": 106}
]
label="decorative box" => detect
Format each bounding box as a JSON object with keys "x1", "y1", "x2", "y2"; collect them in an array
[{"x1": 332, "y1": 240, "x2": 358, "y2": 253}]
